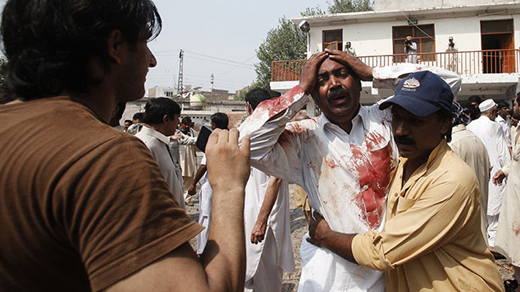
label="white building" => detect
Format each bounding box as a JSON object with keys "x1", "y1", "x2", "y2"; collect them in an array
[{"x1": 271, "y1": 0, "x2": 520, "y2": 105}]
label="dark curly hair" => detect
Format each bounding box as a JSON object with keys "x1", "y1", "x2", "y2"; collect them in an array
[{"x1": 1, "y1": 0, "x2": 162, "y2": 100}]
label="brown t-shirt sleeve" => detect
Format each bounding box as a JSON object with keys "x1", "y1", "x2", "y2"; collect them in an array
[{"x1": 54, "y1": 135, "x2": 203, "y2": 291}]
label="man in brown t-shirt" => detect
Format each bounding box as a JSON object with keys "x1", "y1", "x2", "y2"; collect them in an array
[{"x1": 0, "y1": 1, "x2": 250, "y2": 291}]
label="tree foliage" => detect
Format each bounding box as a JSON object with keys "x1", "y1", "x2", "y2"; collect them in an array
[
  {"x1": 253, "y1": 17, "x2": 306, "y2": 96},
  {"x1": 300, "y1": 6, "x2": 326, "y2": 17},
  {"x1": 253, "y1": 0, "x2": 373, "y2": 93},
  {"x1": 327, "y1": 0, "x2": 373, "y2": 13}
]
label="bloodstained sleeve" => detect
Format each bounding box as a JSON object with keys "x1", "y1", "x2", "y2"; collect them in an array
[{"x1": 238, "y1": 85, "x2": 308, "y2": 184}]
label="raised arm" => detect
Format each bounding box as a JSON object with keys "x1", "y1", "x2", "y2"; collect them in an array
[{"x1": 238, "y1": 52, "x2": 328, "y2": 182}]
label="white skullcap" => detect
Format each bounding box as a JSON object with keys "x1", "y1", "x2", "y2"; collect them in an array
[{"x1": 479, "y1": 99, "x2": 497, "y2": 112}]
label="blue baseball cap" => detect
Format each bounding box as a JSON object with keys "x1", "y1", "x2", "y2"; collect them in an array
[{"x1": 379, "y1": 71, "x2": 453, "y2": 117}]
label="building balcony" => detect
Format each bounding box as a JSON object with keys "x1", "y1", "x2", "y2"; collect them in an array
[
  {"x1": 272, "y1": 49, "x2": 520, "y2": 81},
  {"x1": 271, "y1": 49, "x2": 520, "y2": 103}
]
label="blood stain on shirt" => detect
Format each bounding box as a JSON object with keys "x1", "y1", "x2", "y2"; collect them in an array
[
  {"x1": 257, "y1": 87, "x2": 299, "y2": 118},
  {"x1": 350, "y1": 132, "x2": 396, "y2": 229}
]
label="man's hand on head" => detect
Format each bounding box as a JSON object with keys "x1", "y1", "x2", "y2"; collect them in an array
[
  {"x1": 325, "y1": 49, "x2": 374, "y2": 81},
  {"x1": 299, "y1": 52, "x2": 328, "y2": 95}
]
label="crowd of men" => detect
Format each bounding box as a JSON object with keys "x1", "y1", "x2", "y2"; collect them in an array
[{"x1": 1, "y1": 0, "x2": 519, "y2": 292}]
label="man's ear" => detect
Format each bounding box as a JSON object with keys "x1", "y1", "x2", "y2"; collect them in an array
[
  {"x1": 163, "y1": 114, "x2": 171, "y2": 124},
  {"x1": 246, "y1": 103, "x2": 253, "y2": 115},
  {"x1": 440, "y1": 117, "x2": 451, "y2": 135},
  {"x1": 106, "y1": 29, "x2": 126, "y2": 65}
]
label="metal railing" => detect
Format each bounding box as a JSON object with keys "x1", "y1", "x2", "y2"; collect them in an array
[{"x1": 271, "y1": 49, "x2": 520, "y2": 82}]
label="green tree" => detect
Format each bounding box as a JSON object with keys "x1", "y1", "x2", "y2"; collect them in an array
[
  {"x1": 253, "y1": 17, "x2": 306, "y2": 96},
  {"x1": 253, "y1": 1, "x2": 372, "y2": 93},
  {"x1": 300, "y1": 6, "x2": 326, "y2": 17},
  {"x1": 327, "y1": 0, "x2": 373, "y2": 13}
]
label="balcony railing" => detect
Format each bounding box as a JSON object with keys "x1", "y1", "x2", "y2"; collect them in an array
[{"x1": 271, "y1": 49, "x2": 520, "y2": 82}]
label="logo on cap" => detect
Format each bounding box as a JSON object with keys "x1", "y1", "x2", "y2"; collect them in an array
[{"x1": 403, "y1": 77, "x2": 420, "y2": 89}]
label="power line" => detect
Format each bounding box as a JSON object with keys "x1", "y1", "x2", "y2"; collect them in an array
[
  {"x1": 155, "y1": 49, "x2": 255, "y2": 68},
  {"x1": 183, "y1": 49, "x2": 256, "y2": 67},
  {"x1": 216, "y1": 55, "x2": 257, "y2": 78}
]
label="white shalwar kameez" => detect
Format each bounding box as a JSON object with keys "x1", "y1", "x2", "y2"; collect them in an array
[
  {"x1": 243, "y1": 167, "x2": 294, "y2": 292},
  {"x1": 239, "y1": 64, "x2": 461, "y2": 292},
  {"x1": 495, "y1": 128, "x2": 520, "y2": 267},
  {"x1": 136, "y1": 126, "x2": 185, "y2": 210},
  {"x1": 467, "y1": 116, "x2": 512, "y2": 246},
  {"x1": 196, "y1": 154, "x2": 212, "y2": 254}
]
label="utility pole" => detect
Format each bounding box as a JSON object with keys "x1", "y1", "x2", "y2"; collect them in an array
[
  {"x1": 210, "y1": 74, "x2": 214, "y2": 90},
  {"x1": 177, "y1": 49, "x2": 184, "y2": 95}
]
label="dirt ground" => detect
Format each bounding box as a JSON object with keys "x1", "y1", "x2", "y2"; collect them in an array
[{"x1": 186, "y1": 184, "x2": 515, "y2": 292}]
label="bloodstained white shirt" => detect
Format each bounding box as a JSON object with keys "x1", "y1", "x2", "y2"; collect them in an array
[
  {"x1": 239, "y1": 87, "x2": 398, "y2": 291},
  {"x1": 239, "y1": 64, "x2": 461, "y2": 292}
]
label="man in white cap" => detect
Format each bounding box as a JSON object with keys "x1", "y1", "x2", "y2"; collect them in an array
[{"x1": 467, "y1": 98, "x2": 511, "y2": 250}]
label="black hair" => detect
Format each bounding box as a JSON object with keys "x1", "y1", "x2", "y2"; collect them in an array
[
  {"x1": 497, "y1": 100, "x2": 510, "y2": 109},
  {"x1": 124, "y1": 119, "x2": 132, "y2": 124},
  {"x1": 516, "y1": 92, "x2": 520, "y2": 105},
  {"x1": 1, "y1": 0, "x2": 162, "y2": 100},
  {"x1": 467, "y1": 95, "x2": 482, "y2": 105},
  {"x1": 181, "y1": 116, "x2": 192, "y2": 125},
  {"x1": 245, "y1": 88, "x2": 273, "y2": 110},
  {"x1": 463, "y1": 103, "x2": 480, "y2": 120},
  {"x1": 211, "y1": 112, "x2": 228, "y2": 130},
  {"x1": 132, "y1": 112, "x2": 144, "y2": 121},
  {"x1": 143, "y1": 98, "x2": 180, "y2": 125},
  {"x1": 436, "y1": 108, "x2": 453, "y2": 143}
]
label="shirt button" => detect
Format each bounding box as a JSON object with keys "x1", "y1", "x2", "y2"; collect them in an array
[{"x1": 362, "y1": 185, "x2": 369, "y2": 191}]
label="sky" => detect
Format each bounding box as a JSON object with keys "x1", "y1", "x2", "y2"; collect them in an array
[
  {"x1": 146, "y1": 0, "x2": 328, "y2": 94},
  {"x1": 0, "y1": 0, "x2": 328, "y2": 94}
]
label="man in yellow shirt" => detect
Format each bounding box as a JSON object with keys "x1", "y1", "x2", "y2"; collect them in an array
[{"x1": 308, "y1": 71, "x2": 504, "y2": 291}]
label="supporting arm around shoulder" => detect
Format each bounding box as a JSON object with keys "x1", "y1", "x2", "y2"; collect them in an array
[{"x1": 306, "y1": 211, "x2": 358, "y2": 263}]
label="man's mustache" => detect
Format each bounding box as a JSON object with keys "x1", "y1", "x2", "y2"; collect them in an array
[
  {"x1": 394, "y1": 135, "x2": 415, "y2": 146},
  {"x1": 326, "y1": 88, "x2": 350, "y2": 102}
]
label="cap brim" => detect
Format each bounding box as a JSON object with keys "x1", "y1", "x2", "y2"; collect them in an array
[{"x1": 379, "y1": 93, "x2": 440, "y2": 117}]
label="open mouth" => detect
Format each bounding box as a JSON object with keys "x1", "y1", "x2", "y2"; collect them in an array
[{"x1": 327, "y1": 88, "x2": 351, "y2": 103}]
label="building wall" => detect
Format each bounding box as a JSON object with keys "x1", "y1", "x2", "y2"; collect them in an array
[
  {"x1": 148, "y1": 86, "x2": 176, "y2": 98},
  {"x1": 308, "y1": 14, "x2": 520, "y2": 57},
  {"x1": 374, "y1": 0, "x2": 517, "y2": 12}
]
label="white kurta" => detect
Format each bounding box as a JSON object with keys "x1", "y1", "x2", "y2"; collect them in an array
[
  {"x1": 448, "y1": 124, "x2": 491, "y2": 242},
  {"x1": 495, "y1": 128, "x2": 520, "y2": 266},
  {"x1": 196, "y1": 155, "x2": 212, "y2": 254},
  {"x1": 467, "y1": 116, "x2": 511, "y2": 216},
  {"x1": 239, "y1": 64, "x2": 460, "y2": 292},
  {"x1": 243, "y1": 167, "x2": 294, "y2": 291},
  {"x1": 178, "y1": 128, "x2": 198, "y2": 177},
  {"x1": 496, "y1": 115, "x2": 512, "y2": 149},
  {"x1": 136, "y1": 127, "x2": 185, "y2": 210}
]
